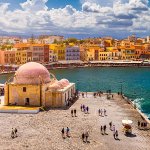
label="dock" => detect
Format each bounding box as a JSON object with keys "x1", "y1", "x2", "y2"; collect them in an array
[{"x1": 0, "y1": 93, "x2": 150, "y2": 150}]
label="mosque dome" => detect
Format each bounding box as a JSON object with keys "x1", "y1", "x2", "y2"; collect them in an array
[
  {"x1": 48, "y1": 79, "x2": 70, "y2": 91},
  {"x1": 13, "y1": 62, "x2": 51, "y2": 85}
]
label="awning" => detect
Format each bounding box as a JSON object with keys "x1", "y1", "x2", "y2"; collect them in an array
[{"x1": 122, "y1": 120, "x2": 133, "y2": 125}]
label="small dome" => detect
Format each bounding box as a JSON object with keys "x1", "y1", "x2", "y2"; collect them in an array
[
  {"x1": 13, "y1": 62, "x2": 51, "y2": 85},
  {"x1": 59, "y1": 79, "x2": 70, "y2": 87},
  {"x1": 49, "y1": 83, "x2": 61, "y2": 90}
]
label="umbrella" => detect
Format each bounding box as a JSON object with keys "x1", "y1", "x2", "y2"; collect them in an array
[{"x1": 122, "y1": 120, "x2": 133, "y2": 125}]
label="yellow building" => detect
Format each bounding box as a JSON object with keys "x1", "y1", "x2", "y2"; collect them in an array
[
  {"x1": 86, "y1": 45, "x2": 102, "y2": 61},
  {"x1": 15, "y1": 50, "x2": 32, "y2": 65},
  {"x1": 99, "y1": 51, "x2": 111, "y2": 60},
  {"x1": 49, "y1": 44, "x2": 66, "y2": 60},
  {"x1": 121, "y1": 47, "x2": 138, "y2": 60},
  {"x1": 4, "y1": 62, "x2": 76, "y2": 108}
]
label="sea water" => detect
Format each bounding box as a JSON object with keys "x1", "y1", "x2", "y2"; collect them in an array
[{"x1": 0, "y1": 67, "x2": 150, "y2": 118}]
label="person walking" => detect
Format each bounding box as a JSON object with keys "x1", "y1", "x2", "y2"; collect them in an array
[
  {"x1": 71, "y1": 109, "x2": 73, "y2": 117},
  {"x1": 101, "y1": 109, "x2": 103, "y2": 116},
  {"x1": 113, "y1": 125, "x2": 115, "y2": 132},
  {"x1": 80, "y1": 104, "x2": 83, "y2": 111},
  {"x1": 109, "y1": 121, "x2": 112, "y2": 130},
  {"x1": 103, "y1": 125, "x2": 106, "y2": 134},
  {"x1": 100, "y1": 126, "x2": 103, "y2": 134},
  {"x1": 82, "y1": 133, "x2": 85, "y2": 142},
  {"x1": 98, "y1": 109, "x2": 101, "y2": 116},
  {"x1": 14, "y1": 128, "x2": 18, "y2": 137},
  {"x1": 11, "y1": 128, "x2": 15, "y2": 139},
  {"x1": 113, "y1": 130, "x2": 116, "y2": 139},
  {"x1": 83, "y1": 105, "x2": 85, "y2": 111},
  {"x1": 85, "y1": 131, "x2": 89, "y2": 143},
  {"x1": 86, "y1": 106, "x2": 89, "y2": 114},
  {"x1": 115, "y1": 130, "x2": 118, "y2": 140},
  {"x1": 138, "y1": 120, "x2": 140, "y2": 129},
  {"x1": 74, "y1": 109, "x2": 77, "y2": 117},
  {"x1": 61, "y1": 128, "x2": 65, "y2": 138},
  {"x1": 66, "y1": 127, "x2": 70, "y2": 137},
  {"x1": 104, "y1": 109, "x2": 106, "y2": 116}
]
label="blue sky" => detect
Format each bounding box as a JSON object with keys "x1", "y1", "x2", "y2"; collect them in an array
[
  {"x1": 0, "y1": 0, "x2": 150, "y2": 38},
  {"x1": 1, "y1": 0, "x2": 82, "y2": 10}
]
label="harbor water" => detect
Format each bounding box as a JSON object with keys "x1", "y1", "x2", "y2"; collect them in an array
[{"x1": 0, "y1": 67, "x2": 150, "y2": 118}]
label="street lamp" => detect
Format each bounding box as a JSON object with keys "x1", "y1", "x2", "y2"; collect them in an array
[
  {"x1": 119, "y1": 81, "x2": 123, "y2": 95},
  {"x1": 121, "y1": 83, "x2": 123, "y2": 95}
]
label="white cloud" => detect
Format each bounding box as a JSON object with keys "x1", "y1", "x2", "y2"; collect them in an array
[{"x1": 0, "y1": 0, "x2": 149, "y2": 37}]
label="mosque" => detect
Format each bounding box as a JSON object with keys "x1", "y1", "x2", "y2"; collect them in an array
[{"x1": 4, "y1": 62, "x2": 76, "y2": 108}]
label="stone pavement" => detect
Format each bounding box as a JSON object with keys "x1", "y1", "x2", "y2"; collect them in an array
[{"x1": 0, "y1": 93, "x2": 150, "y2": 150}]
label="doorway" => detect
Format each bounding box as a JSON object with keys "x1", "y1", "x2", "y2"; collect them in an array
[{"x1": 25, "y1": 98, "x2": 30, "y2": 105}]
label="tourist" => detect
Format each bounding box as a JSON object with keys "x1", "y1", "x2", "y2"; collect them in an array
[
  {"x1": 103, "y1": 125, "x2": 106, "y2": 134},
  {"x1": 61, "y1": 128, "x2": 65, "y2": 138},
  {"x1": 82, "y1": 133, "x2": 85, "y2": 142},
  {"x1": 98, "y1": 109, "x2": 101, "y2": 116},
  {"x1": 11, "y1": 128, "x2": 15, "y2": 139},
  {"x1": 115, "y1": 130, "x2": 118, "y2": 140},
  {"x1": 138, "y1": 120, "x2": 140, "y2": 129},
  {"x1": 85, "y1": 131, "x2": 89, "y2": 143},
  {"x1": 100, "y1": 126, "x2": 103, "y2": 134},
  {"x1": 141, "y1": 122, "x2": 144, "y2": 128},
  {"x1": 74, "y1": 109, "x2": 77, "y2": 117},
  {"x1": 80, "y1": 104, "x2": 83, "y2": 111},
  {"x1": 86, "y1": 92, "x2": 87, "y2": 97},
  {"x1": 82, "y1": 93, "x2": 84, "y2": 98},
  {"x1": 66, "y1": 127, "x2": 70, "y2": 137},
  {"x1": 86, "y1": 106, "x2": 89, "y2": 114},
  {"x1": 83, "y1": 105, "x2": 85, "y2": 111},
  {"x1": 113, "y1": 125, "x2": 115, "y2": 132},
  {"x1": 14, "y1": 128, "x2": 18, "y2": 137},
  {"x1": 101, "y1": 109, "x2": 103, "y2": 116},
  {"x1": 104, "y1": 109, "x2": 106, "y2": 116},
  {"x1": 71, "y1": 110, "x2": 73, "y2": 117},
  {"x1": 113, "y1": 130, "x2": 116, "y2": 139},
  {"x1": 84, "y1": 107, "x2": 86, "y2": 113},
  {"x1": 109, "y1": 121, "x2": 112, "y2": 130}
]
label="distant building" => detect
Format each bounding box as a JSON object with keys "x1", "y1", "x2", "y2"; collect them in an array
[
  {"x1": 147, "y1": 36, "x2": 150, "y2": 43},
  {"x1": 0, "y1": 50, "x2": 16, "y2": 65},
  {"x1": 66, "y1": 46, "x2": 80, "y2": 60},
  {"x1": 49, "y1": 44, "x2": 66, "y2": 60},
  {"x1": 49, "y1": 49, "x2": 57, "y2": 62},
  {"x1": 38, "y1": 35, "x2": 64, "y2": 44}
]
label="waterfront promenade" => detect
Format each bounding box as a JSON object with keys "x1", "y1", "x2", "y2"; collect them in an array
[{"x1": 0, "y1": 93, "x2": 150, "y2": 150}]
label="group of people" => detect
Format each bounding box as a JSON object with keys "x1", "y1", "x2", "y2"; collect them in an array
[
  {"x1": 138, "y1": 120, "x2": 148, "y2": 129},
  {"x1": 71, "y1": 109, "x2": 77, "y2": 117},
  {"x1": 81, "y1": 131, "x2": 89, "y2": 143},
  {"x1": 100, "y1": 125, "x2": 107, "y2": 135},
  {"x1": 80, "y1": 104, "x2": 89, "y2": 114},
  {"x1": 11, "y1": 128, "x2": 18, "y2": 139},
  {"x1": 61, "y1": 127, "x2": 70, "y2": 139},
  {"x1": 100, "y1": 122, "x2": 119, "y2": 140},
  {"x1": 98, "y1": 109, "x2": 107, "y2": 116},
  {"x1": 109, "y1": 122, "x2": 119, "y2": 140},
  {"x1": 93, "y1": 91, "x2": 103, "y2": 97},
  {"x1": 81, "y1": 92, "x2": 88, "y2": 98}
]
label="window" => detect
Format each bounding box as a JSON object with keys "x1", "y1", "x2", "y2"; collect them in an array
[{"x1": 23, "y1": 87, "x2": 26, "y2": 92}]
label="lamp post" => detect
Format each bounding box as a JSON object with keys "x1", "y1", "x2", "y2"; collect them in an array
[
  {"x1": 121, "y1": 83, "x2": 123, "y2": 95},
  {"x1": 119, "y1": 81, "x2": 123, "y2": 95}
]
